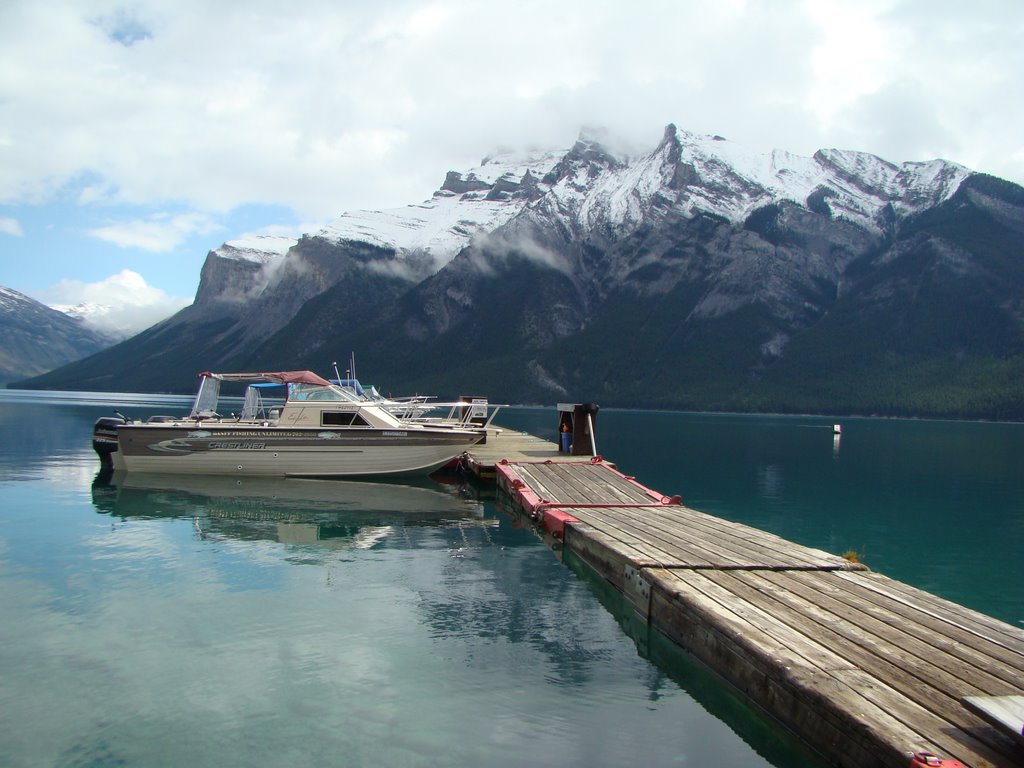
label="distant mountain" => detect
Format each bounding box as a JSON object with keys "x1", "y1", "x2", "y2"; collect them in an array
[
  {"x1": 17, "y1": 126, "x2": 1024, "y2": 419},
  {"x1": 50, "y1": 301, "x2": 123, "y2": 338},
  {"x1": 0, "y1": 287, "x2": 112, "y2": 385}
]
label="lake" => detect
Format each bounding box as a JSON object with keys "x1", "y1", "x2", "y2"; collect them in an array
[{"x1": 1, "y1": 391, "x2": 1021, "y2": 767}]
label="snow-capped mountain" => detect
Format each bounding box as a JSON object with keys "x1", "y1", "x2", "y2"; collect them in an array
[
  {"x1": 19, "y1": 125, "x2": 1024, "y2": 419},
  {"x1": 196, "y1": 235, "x2": 297, "y2": 305},
  {"x1": 235, "y1": 124, "x2": 968, "y2": 280},
  {"x1": 49, "y1": 302, "x2": 129, "y2": 342},
  {"x1": 45, "y1": 268, "x2": 193, "y2": 342},
  {"x1": 0, "y1": 287, "x2": 111, "y2": 384},
  {"x1": 315, "y1": 148, "x2": 564, "y2": 280},
  {"x1": 51, "y1": 301, "x2": 113, "y2": 323}
]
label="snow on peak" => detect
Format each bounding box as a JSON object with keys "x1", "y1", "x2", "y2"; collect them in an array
[
  {"x1": 50, "y1": 301, "x2": 120, "y2": 336},
  {"x1": 214, "y1": 235, "x2": 297, "y2": 263},
  {"x1": 0, "y1": 286, "x2": 36, "y2": 312},
  {"x1": 520, "y1": 125, "x2": 973, "y2": 240},
  {"x1": 581, "y1": 126, "x2": 971, "y2": 230},
  {"x1": 681, "y1": 131, "x2": 967, "y2": 218},
  {"x1": 301, "y1": 125, "x2": 972, "y2": 274},
  {"x1": 474, "y1": 147, "x2": 566, "y2": 184},
  {"x1": 314, "y1": 148, "x2": 566, "y2": 276}
]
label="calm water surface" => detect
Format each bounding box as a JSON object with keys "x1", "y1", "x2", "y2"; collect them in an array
[
  {"x1": 0, "y1": 391, "x2": 809, "y2": 768},
  {"x1": 2, "y1": 392, "x2": 1021, "y2": 767}
]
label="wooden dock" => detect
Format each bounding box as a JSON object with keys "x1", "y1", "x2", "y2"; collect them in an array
[
  {"x1": 477, "y1": 444, "x2": 1024, "y2": 768},
  {"x1": 460, "y1": 426, "x2": 587, "y2": 480}
]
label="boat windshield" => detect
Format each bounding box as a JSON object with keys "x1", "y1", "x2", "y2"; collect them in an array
[
  {"x1": 190, "y1": 375, "x2": 221, "y2": 418},
  {"x1": 288, "y1": 383, "x2": 363, "y2": 403}
]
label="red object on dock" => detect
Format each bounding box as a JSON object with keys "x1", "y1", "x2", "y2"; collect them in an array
[
  {"x1": 539, "y1": 509, "x2": 580, "y2": 539},
  {"x1": 907, "y1": 752, "x2": 967, "y2": 767}
]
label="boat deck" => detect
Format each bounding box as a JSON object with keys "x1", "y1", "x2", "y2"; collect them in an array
[{"x1": 493, "y1": 456, "x2": 1024, "y2": 768}]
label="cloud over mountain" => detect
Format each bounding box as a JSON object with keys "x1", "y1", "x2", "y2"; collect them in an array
[{"x1": 44, "y1": 270, "x2": 190, "y2": 339}]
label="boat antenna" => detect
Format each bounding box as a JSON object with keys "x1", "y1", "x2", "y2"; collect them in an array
[
  {"x1": 332, "y1": 361, "x2": 341, "y2": 382},
  {"x1": 349, "y1": 351, "x2": 357, "y2": 383}
]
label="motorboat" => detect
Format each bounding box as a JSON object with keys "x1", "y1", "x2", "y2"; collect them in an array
[{"x1": 92, "y1": 370, "x2": 486, "y2": 477}]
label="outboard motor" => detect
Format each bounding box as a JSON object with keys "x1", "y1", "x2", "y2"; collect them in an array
[{"x1": 92, "y1": 415, "x2": 128, "y2": 465}]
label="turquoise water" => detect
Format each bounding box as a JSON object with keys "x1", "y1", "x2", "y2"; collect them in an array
[
  {"x1": 2, "y1": 393, "x2": 1022, "y2": 766},
  {"x1": 0, "y1": 392, "x2": 813, "y2": 768}
]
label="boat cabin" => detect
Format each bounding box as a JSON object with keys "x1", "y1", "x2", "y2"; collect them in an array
[{"x1": 190, "y1": 371, "x2": 412, "y2": 431}]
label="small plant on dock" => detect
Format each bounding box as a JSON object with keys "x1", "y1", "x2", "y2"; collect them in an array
[{"x1": 841, "y1": 548, "x2": 865, "y2": 565}]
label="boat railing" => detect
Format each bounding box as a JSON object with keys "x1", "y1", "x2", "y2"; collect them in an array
[{"x1": 399, "y1": 401, "x2": 505, "y2": 429}]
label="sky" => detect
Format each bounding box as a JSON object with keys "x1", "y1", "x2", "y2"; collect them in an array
[{"x1": 1, "y1": 0, "x2": 1022, "y2": 334}]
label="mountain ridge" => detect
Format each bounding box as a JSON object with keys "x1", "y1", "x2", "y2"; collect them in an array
[
  {"x1": 0, "y1": 287, "x2": 112, "y2": 385},
  {"x1": 13, "y1": 125, "x2": 1024, "y2": 419}
]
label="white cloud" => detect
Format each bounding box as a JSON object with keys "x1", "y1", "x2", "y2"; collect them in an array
[
  {"x1": 45, "y1": 269, "x2": 190, "y2": 338},
  {"x1": 0, "y1": 216, "x2": 23, "y2": 236},
  {"x1": 806, "y1": 0, "x2": 901, "y2": 126},
  {"x1": 0, "y1": 0, "x2": 1021, "y2": 271},
  {"x1": 88, "y1": 212, "x2": 220, "y2": 252},
  {"x1": 471, "y1": 230, "x2": 571, "y2": 277}
]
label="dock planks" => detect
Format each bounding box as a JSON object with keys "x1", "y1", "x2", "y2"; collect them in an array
[
  {"x1": 492, "y1": 456, "x2": 1024, "y2": 768},
  {"x1": 461, "y1": 428, "x2": 582, "y2": 479}
]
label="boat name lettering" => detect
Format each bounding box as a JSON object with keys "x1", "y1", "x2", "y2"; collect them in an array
[
  {"x1": 208, "y1": 431, "x2": 307, "y2": 438},
  {"x1": 209, "y1": 442, "x2": 266, "y2": 450},
  {"x1": 382, "y1": 431, "x2": 408, "y2": 437}
]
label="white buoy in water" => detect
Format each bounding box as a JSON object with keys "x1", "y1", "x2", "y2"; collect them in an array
[{"x1": 833, "y1": 424, "x2": 842, "y2": 435}]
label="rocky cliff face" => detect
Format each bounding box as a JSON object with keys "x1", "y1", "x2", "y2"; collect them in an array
[{"x1": 17, "y1": 125, "x2": 1024, "y2": 418}]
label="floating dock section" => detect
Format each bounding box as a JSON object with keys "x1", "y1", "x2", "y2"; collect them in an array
[
  {"x1": 460, "y1": 426, "x2": 587, "y2": 480},
  {"x1": 490, "y1": 455, "x2": 1024, "y2": 768}
]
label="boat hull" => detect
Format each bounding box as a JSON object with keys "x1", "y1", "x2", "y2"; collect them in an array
[{"x1": 109, "y1": 424, "x2": 481, "y2": 477}]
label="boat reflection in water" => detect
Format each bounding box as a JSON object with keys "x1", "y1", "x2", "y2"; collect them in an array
[{"x1": 91, "y1": 470, "x2": 490, "y2": 550}]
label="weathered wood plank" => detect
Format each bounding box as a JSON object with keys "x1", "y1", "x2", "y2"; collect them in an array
[
  {"x1": 562, "y1": 502, "x2": 857, "y2": 571},
  {"x1": 515, "y1": 460, "x2": 667, "y2": 506},
  {"x1": 834, "y1": 571, "x2": 1024, "y2": 652},
  {"x1": 561, "y1": 521, "x2": 661, "y2": 592},
  {"x1": 585, "y1": 506, "x2": 817, "y2": 570},
  {"x1": 513, "y1": 464, "x2": 564, "y2": 499},
  {"x1": 578, "y1": 500, "x2": 847, "y2": 566},
  {"x1": 665, "y1": 504, "x2": 862, "y2": 569},
  {"x1": 543, "y1": 463, "x2": 615, "y2": 504},
  {"x1": 563, "y1": 512, "x2": 682, "y2": 565},
  {"x1": 575, "y1": 507, "x2": 750, "y2": 568},
  {"x1": 717, "y1": 571, "x2": 1021, "y2": 764},
  {"x1": 646, "y1": 568, "x2": 936, "y2": 768},
  {"x1": 649, "y1": 569, "x2": 1015, "y2": 767},
  {"x1": 557, "y1": 464, "x2": 635, "y2": 503},
  {"x1": 781, "y1": 570, "x2": 1024, "y2": 689},
  {"x1": 581, "y1": 504, "x2": 855, "y2": 570}
]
